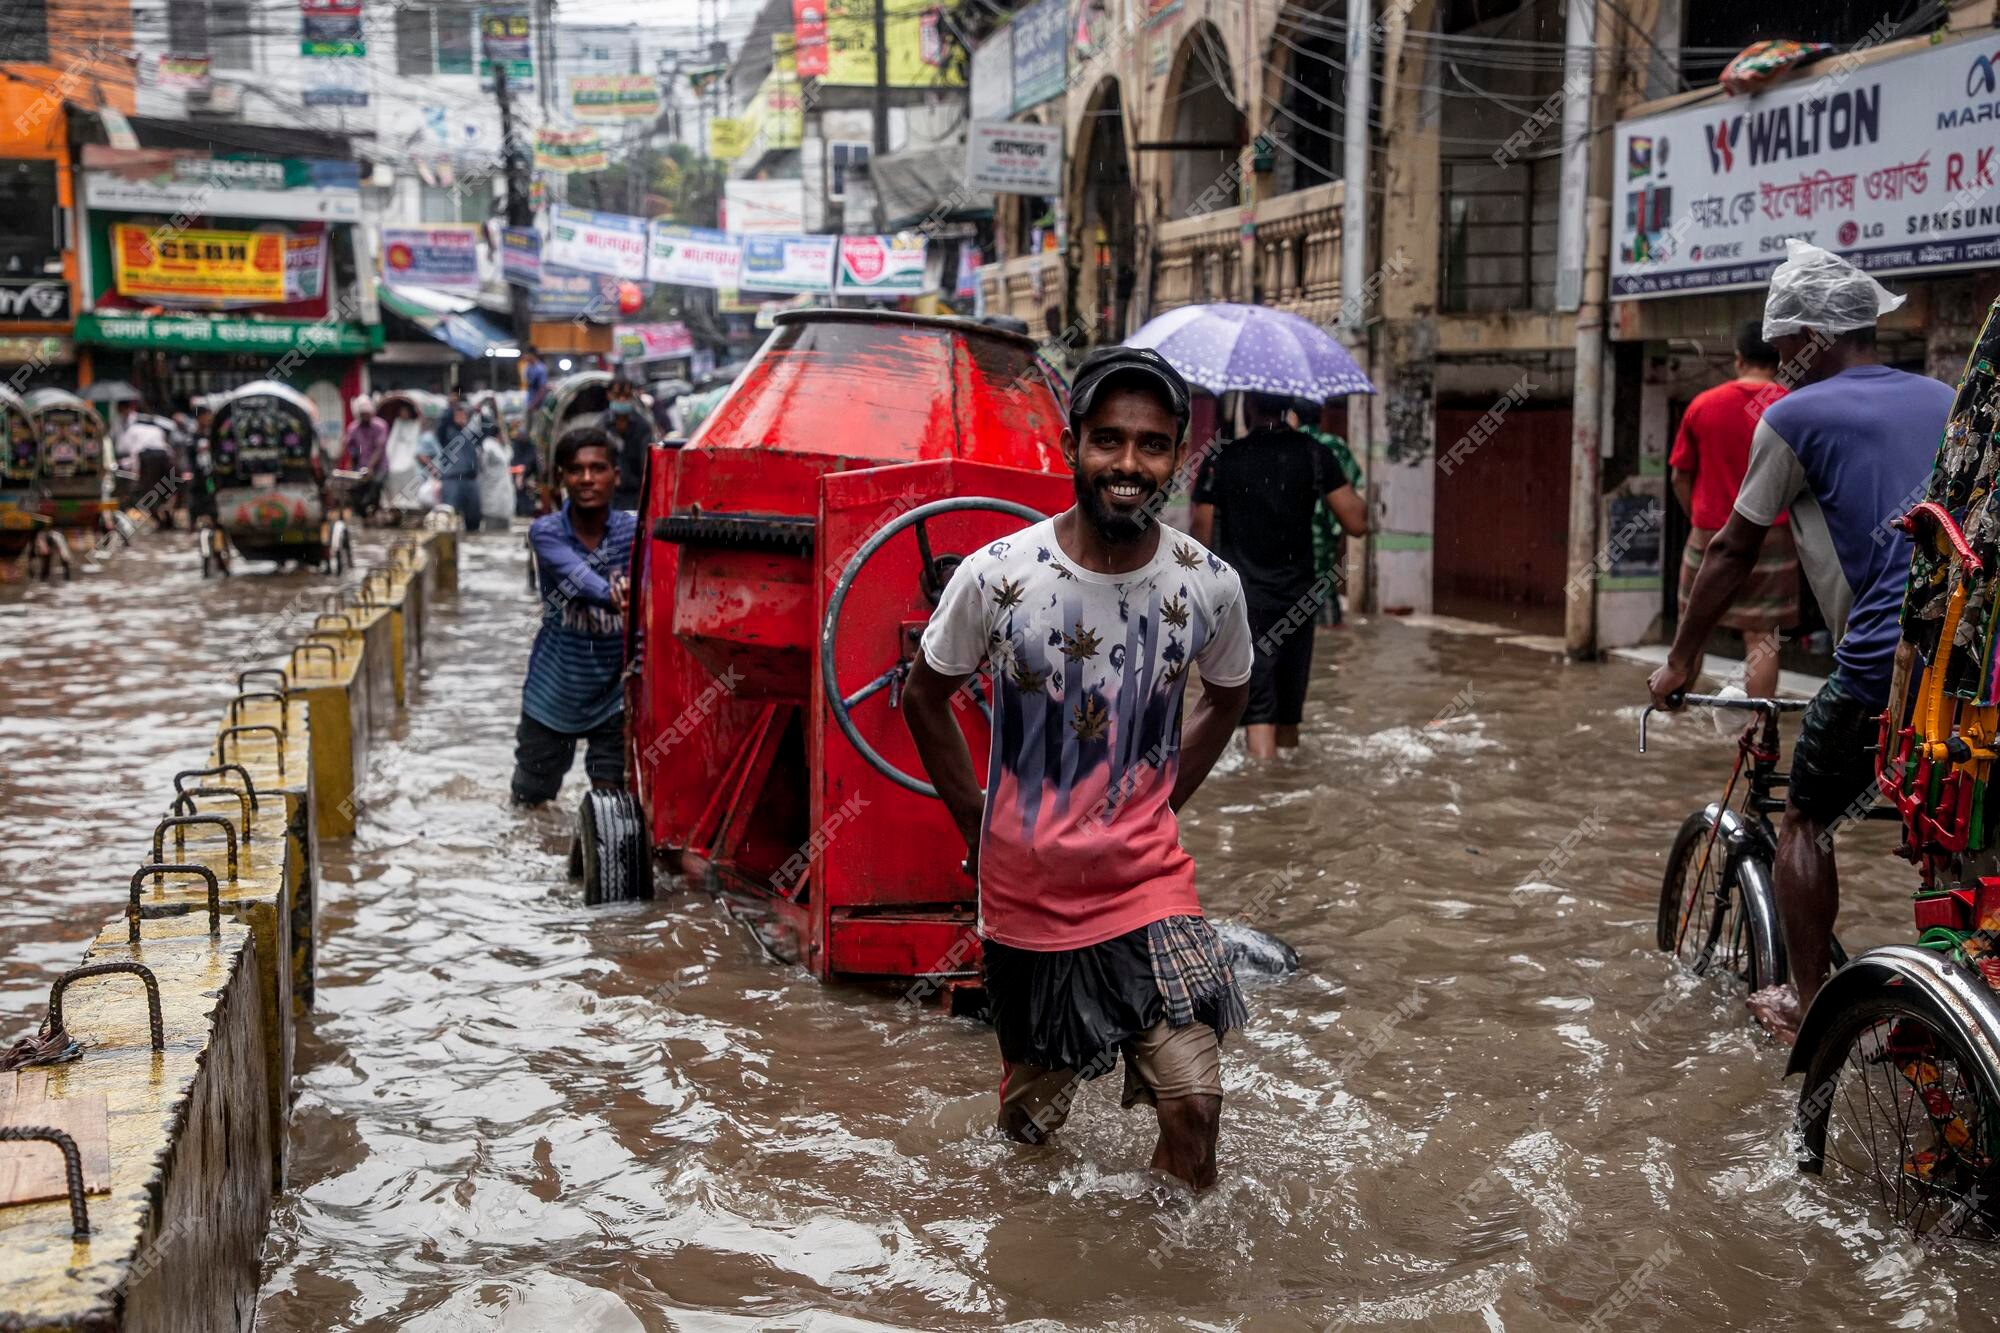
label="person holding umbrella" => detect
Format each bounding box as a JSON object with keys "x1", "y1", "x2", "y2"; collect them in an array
[
  {"x1": 1126, "y1": 303, "x2": 1376, "y2": 758},
  {"x1": 1190, "y1": 394, "x2": 1365, "y2": 758}
]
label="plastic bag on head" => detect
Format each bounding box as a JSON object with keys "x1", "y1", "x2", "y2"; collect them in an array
[{"x1": 1761, "y1": 238, "x2": 1905, "y2": 341}]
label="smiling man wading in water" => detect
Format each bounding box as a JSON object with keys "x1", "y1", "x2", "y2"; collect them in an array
[{"x1": 902, "y1": 346, "x2": 1254, "y2": 1189}]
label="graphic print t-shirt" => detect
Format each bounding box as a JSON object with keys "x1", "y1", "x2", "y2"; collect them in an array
[{"x1": 920, "y1": 519, "x2": 1254, "y2": 952}]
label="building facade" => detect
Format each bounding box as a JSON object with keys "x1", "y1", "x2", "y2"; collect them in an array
[{"x1": 978, "y1": 0, "x2": 2000, "y2": 659}]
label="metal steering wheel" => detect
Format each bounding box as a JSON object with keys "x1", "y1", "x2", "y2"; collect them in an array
[{"x1": 820, "y1": 495, "x2": 1046, "y2": 797}]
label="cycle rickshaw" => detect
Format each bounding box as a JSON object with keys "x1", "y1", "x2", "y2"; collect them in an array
[{"x1": 207, "y1": 381, "x2": 348, "y2": 574}]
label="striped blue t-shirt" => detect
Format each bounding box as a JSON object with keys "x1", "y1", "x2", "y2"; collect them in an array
[{"x1": 523, "y1": 504, "x2": 637, "y2": 733}]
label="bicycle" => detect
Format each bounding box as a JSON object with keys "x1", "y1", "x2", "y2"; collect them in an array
[{"x1": 1640, "y1": 693, "x2": 1856, "y2": 993}]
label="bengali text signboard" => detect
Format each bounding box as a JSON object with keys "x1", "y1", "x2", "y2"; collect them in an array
[{"x1": 1613, "y1": 34, "x2": 2000, "y2": 298}]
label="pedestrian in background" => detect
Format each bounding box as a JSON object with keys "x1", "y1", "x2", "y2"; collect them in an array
[
  {"x1": 418, "y1": 395, "x2": 485, "y2": 532},
  {"x1": 1669, "y1": 319, "x2": 1796, "y2": 701},
  {"x1": 604, "y1": 376, "x2": 652, "y2": 512},
  {"x1": 1191, "y1": 392, "x2": 1367, "y2": 759},
  {"x1": 1289, "y1": 398, "x2": 1363, "y2": 627},
  {"x1": 338, "y1": 395, "x2": 389, "y2": 518},
  {"x1": 512, "y1": 426, "x2": 637, "y2": 805},
  {"x1": 523, "y1": 345, "x2": 549, "y2": 415}
]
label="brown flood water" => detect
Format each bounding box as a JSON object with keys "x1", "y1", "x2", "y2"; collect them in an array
[{"x1": 3, "y1": 531, "x2": 1996, "y2": 1330}]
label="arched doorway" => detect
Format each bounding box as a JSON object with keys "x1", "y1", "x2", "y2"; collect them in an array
[
  {"x1": 1267, "y1": 8, "x2": 1343, "y2": 195},
  {"x1": 1161, "y1": 22, "x2": 1245, "y2": 220},
  {"x1": 1072, "y1": 77, "x2": 1135, "y2": 345}
]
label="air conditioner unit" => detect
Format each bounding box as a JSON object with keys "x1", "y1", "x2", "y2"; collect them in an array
[{"x1": 186, "y1": 83, "x2": 244, "y2": 116}]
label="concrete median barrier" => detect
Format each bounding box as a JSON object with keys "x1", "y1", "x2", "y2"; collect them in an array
[{"x1": 0, "y1": 915, "x2": 271, "y2": 1332}]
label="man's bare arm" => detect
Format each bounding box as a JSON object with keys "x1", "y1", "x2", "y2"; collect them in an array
[
  {"x1": 1171, "y1": 678, "x2": 1249, "y2": 811},
  {"x1": 1325, "y1": 484, "x2": 1367, "y2": 537},
  {"x1": 1649, "y1": 509, "x2": 1769, "y2": 706},
  {"x1": 1671, "y1": 467, "x2": 1696, "y2": 519},
  {"x1": 903, "y1": 656, "x2": 986, "y2": 863}
]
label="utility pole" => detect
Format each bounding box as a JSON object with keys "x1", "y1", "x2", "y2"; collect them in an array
[
  {"x1": 871, "y1": 0, "x2": 888, "y2": 230},
  {"x1": 496, "y1": 63, "x2": 535, "y2": 345}
]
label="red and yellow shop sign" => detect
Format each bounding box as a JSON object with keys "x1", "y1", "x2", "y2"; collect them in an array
[{"x1": 113, "y1": 223, "x2": 288, "y2": 304}]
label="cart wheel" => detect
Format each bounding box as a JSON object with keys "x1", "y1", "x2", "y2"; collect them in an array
[
  {"x1": 1658, "y1": 807, "x2": 1783, "y2": 990},
  {"x1": 576, "y1": 788, "x2": 654, "y2": 905},
  {"x1": 1796, "y1": 992, "x2": 2000, "y2": 1238}
]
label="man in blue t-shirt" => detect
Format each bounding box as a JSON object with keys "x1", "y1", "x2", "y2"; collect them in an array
[
  {"x1": 1650, "y1": 244, "x2": 1950, "y2": 1041},
  {"x1": 511, "y1": 426, "x2": 638, "y2": 805}
]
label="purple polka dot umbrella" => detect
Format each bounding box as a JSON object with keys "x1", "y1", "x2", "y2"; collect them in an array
[{"x1": 1125, "y1": 303, "x2": 1376, "y2": 400}]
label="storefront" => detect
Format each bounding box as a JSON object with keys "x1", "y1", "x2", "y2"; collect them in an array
[
  {"x1": 1604, "y1": 27, "x2": 2000, "y2": 655},
  {"x1": 74, "y1": 145, "x2": 381, "y2": 454}
]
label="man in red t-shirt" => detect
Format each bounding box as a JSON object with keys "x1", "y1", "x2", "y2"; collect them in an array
[{"x1": 1669, "y1": 320, "x2": 1797, "y2": 700}]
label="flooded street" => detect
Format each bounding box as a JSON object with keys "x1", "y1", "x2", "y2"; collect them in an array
[{"x1": 4, "y1": 531, "x2": 1996, "y2": 1330}]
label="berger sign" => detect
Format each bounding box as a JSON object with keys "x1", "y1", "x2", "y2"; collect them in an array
[
  {"x1": 1612, "y1": 33, "x2": 2000, "y2": 298},
  {"x1": 967, "y1": 119, "x2": 1063, "y2": 195}
]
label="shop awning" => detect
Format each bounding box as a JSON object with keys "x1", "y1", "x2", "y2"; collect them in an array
[
  {"x1": 868, "y1": 141, "x2": 994, "y2": 230},
  {"x1": 378, "y1": 283, "x2": 518, "y2": 358}
]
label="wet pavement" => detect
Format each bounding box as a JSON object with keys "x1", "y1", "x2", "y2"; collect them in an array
[{"x1": 3, "y1": 530, "x2": 1996, "y2": 1330}]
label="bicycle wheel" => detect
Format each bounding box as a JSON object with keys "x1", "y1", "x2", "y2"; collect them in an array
[
  {"x1": 1796, "y1": 994, "x2": 2000, "y2": 1239},
  {"x1": 1648, "y1": 804, "x2": 1776, "y2": 980}
]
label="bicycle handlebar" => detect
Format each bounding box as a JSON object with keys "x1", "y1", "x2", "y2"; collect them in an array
[{"x1": 1637, "y1": 693, "x2": 1813, "y2": 753}]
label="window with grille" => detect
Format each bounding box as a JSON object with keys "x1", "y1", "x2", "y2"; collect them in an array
[
  {"x1": 211, "y1": 0, "x2": 253, "y2": 70},
  {"x1": 1, "y1": 0, "x2": 51, "y2": 62},
  {"x1": 830, "y1": 143, "x2": 869, "y2": 200},
  {"x1": 436, "y1": 9, "x2": 474, "y2": 73},
  {"x1": 397, "y1": 6, "x2": 435, "y2": 75},
  {"x1": 166, "y1": 0, "x2": 208, "y2": 59}
]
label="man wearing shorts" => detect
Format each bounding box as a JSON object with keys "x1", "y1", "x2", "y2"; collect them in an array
[
  {"x1": 1650, "y1": 242, "x2": 1950, "y2": 1042},
  {"x1": 512, "y1": 427, "x2": 637, "y2": 805},
  {"x1": 903, "y1": 346, "x2": 1253, "y2": 1188},
  {"x1": 1189, "y1": 392, "x2": 1366, "y2": 759},
  {"x1": 1670, "y1": 321, "x2": 1796, "y2": 700}
]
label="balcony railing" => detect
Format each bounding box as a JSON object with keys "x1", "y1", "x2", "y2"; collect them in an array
[
  {"x1": 975, "y1": 253, "x2": 1060, "y2": 339},
  {"x1": 1253, "y1": 180, "x2": 1343, "y2": 325},
  {"x1": 1153, "y1": 210, "x2": 1241, "y2": 315}
]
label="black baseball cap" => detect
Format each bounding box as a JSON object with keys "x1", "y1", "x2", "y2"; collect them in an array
[{"x1": 1068, "y1": 345, "x2": 1191, "y2": 437}]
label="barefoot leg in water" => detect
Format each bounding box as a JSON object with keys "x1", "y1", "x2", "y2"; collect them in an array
[
  {"x1": 1761, "y1": 806, "x2": 1839, "y2": 1043},
  {"x1": 1747, "y1": 983, "x2": 1804, "y2": 1045}
]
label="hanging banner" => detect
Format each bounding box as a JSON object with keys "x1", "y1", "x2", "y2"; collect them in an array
[
  {"x1": 739, "y1": 235, "x2": 836, "y2": 294},
  {"x1": 304, "y1": 56, "x2": 369, "y2": 108},
  {"x1": 1612, "y1": 34, "x2": 2000, "y2": 298},
  {"x1": 570, "y1": 74, "x2": 659, "y2": 121},
  {"x1": 546, "y1": 206, "x2": 648, "y2": 280},
  {"x1": 646, "y1": 223, "x2": 742, "y2": 290},
  {"x1": 1010, "y1": 0, "x2": 1066, "y2": 113},
  {"x1": 480, "y1": 5, "x2": 533, "y2": 89},
  {"x1": 723, "y1": 179, "x2": 807, "y2": 235},
  {"x1": 533, "y1": 263, "x2": 620, "y2": 317},
  {"x1": 300, "y1": 0, "x2": 364, "y2": 57},
  {"x1": 114, "y1": 224, "x2": 289, "y2": 305},
  {"x1": 792, "y1": 0, "x2": 830, "y2": 78},
  {"x1": 500, "y1": 227, "x2": 542, "y2": 288},
  {"x1": 614, "y1": 321, "x2": 694, "y2": 362},
  {"x1": 956, "y1": 241, "x2": 981, "y2": 299},
  {"x1": 157, "y1": 54, "x2": 211, "y2": 90},
  {"x1": 284, "y1": 232, "x2": 327, "y2": 301},
  {"x1": 967, "y1": 119, "x2": 1063, "y2": 195},
  {"x1": 970, "y1": 29, "x2": 1011, "y2": 122},
  {"x1": 708, "y1": 117, "x2": 747, "y2": 161},
  {"x1": 533, "y1": 127, "x2": 608, "y2": 173},
  {"x1": 835, "y1": 234, "x2": 930, "y2": 296},
  {"x1": 381, "y1": 225, "x2": 482, "y2": 292}
]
